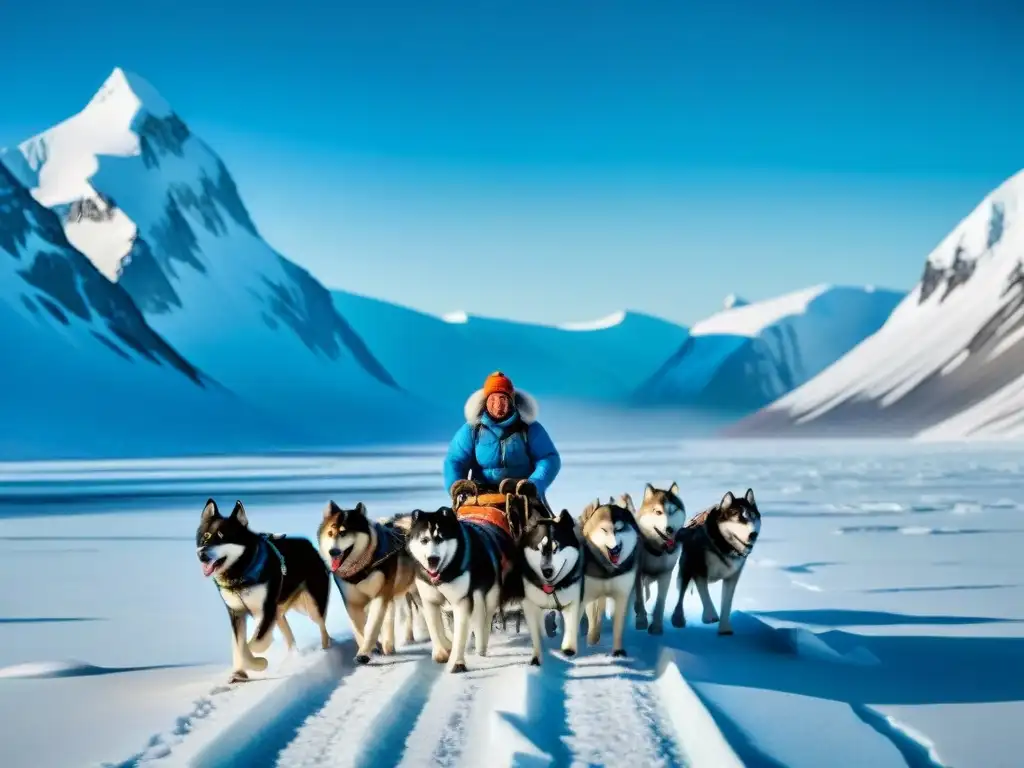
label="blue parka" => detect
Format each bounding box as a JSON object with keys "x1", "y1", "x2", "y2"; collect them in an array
[{"x1": 443, "y1": 389, "x2": 561, "y2": 498}]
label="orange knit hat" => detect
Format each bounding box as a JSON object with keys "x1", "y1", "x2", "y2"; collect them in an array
[{"x1": 483, "y1": 371, "x2": 515, "y2": 398}]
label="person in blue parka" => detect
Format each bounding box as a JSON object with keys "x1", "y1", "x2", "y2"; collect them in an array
[{"x1": 443, "y1": 371, "x2": 561, "y2": 501}]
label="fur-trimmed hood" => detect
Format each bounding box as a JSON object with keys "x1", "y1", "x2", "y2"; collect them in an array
[{"x1": 463, "y1": 388, "x2": 539, "y2": 426}]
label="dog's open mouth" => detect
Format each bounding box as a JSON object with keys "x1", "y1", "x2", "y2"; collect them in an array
[
  {"x1": 201, "y1": 557, "x2": 226, "y2": 577},
  {"x1": 607, "y1": 543, "x2": 622, "y2": 565},
  {"x1": 426, "y1": 556, "x2": 442, "y2": 582},
  {"x1": 330, "y1": 546, "x2": 353, "y2": 573},
  {"x1": 656, "y1": 529, "x2": 676, "y2": 552}
]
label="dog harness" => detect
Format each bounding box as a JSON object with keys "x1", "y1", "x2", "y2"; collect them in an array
[
  {"x1": 333, "y1": 524, "x2": 404, "y2": 583},
  {"x1": 214, "y1": 534, "x2": 287, "y2": 591}
]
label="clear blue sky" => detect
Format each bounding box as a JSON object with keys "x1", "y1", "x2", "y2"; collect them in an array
[{"x1": 2, "y1": 0, "x2": 1022, "y2": 325}]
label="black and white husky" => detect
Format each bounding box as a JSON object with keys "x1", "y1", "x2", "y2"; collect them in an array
[
  {"x1": 670, "y1": 488, "x2": 761, "y2": 635},
  {"x1": 578, "y1": 495, "x2": 642, "y2": 658},
  {"x1": 405, "y1": 505, "x2": 516, "y2": 673},
  {"x1": 196, "y1": 499, "x2": 332, "y2": 683},
  {"x1": 519, "y1": 510, "x2": 585, "y2": 665},
  {"x1": 633, "y1": 482, "x2": 687, "y2": 635}
]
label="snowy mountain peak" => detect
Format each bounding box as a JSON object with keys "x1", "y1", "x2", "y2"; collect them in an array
[
  {"x1": 559, "y1": 310, "x2": 627, "y2": 331},
  {"x1": 84, "y1": 67, "x2": 174, "y2": 122},
  {"x1": 723, "y1": 293, "x2": 749, "y2": 310}
]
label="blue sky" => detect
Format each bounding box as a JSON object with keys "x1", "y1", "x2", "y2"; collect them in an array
[{"x1": 2, "y1": 0, "x2": 1022, "y2": 325}]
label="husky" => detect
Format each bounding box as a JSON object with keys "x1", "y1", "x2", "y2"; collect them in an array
[
  {"x1": 317, "y1": 500, "x2": 418, "y2": 664},
  {"x1": 633, "y1": 482, "x2": 687, "y2": 635},
  {"x1": 578, "y1": 495, "x2": 642, "y2": 658},
  {"x1": 519, "y1": 510, "x2": 585, "y2": 665},
  {"x1": 670, "y1": 488, "x2": 761, "y2": 635},
  {"x1": 405, "y1": 505, "x2": 516, "y2": 673},
  {"x1": 196, "y1": 499, "x2": 331, "y2": 683}
]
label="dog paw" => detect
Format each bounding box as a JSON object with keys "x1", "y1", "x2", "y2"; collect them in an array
[
  {"x1": 718, "y1": 626, "x2": 734, "y2": 636},
  {"x1": 373, "y1": 641, "x2": 384, "y2": 655},
  {"x1": 354, "y1": 654, "x2": 371, "y2": 665},
  {"x1": 450, "y1": 662, "x2": 468, "y2": 674},
  {"x1": 702, "y1": 614, "x2": 720, "y2": 625},
  {"x1": 670, "y1": 610, "x2": 686, "y2": 628},
  {"x1": 530, "y1": 656, "x2": 540, "y2": 666},
  {"x1": 432, "y1": 648, "x2": 451, "y2": 664},
  {"x1": 381, "y1": 642, "x2": 396, "y2": 655},
  {"x1": 587, "y1": 633, "x2": 601, "y2": 646},
  {"x1": 228, "y1": 670, "x2": 249, "y2": 684},
  {"x1": 611, "y1": 649, "x2": 627, "y2": 658},
  {"x1": 635, "y1": 616, "x2": 649, "y2": 631},
  {"x1": 647, "y1": 622, "x2": 663, "y2": 636},
  {"x1": 247, "y1": 656, "x2": 268, "y2": 672},
  {"x1": 561, "y1": 647, "x2": 576, "y2": 658}
]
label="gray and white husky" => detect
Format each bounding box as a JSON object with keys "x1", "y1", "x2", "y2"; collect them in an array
[
  {"x1": 578, "y1": 495, "x2": 642, "y2": 658},
  {"x1": 519, "y1": 510, "x2": 585, "y2": 665},
  {"x1": 670, "y1": 488, "x2": 761, "y2": 635},
  {"x1": 633, "y1": 482, "x2": 687, "y2": 635}
]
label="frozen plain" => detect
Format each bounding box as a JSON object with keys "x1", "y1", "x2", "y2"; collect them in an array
[{"x1": 0, "y1": 439, "x2": 1022, "y2": 767}]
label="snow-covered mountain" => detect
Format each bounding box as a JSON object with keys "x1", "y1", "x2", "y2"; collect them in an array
[
  {"x1": 332, "y1": 285, "x2": 900, "y2": 418},
  {"x1": 730, "y1": 169, "x2": 1024, "y2": 439},
  {"x1": 633, "y1": 284, "x2": 904, "y2": 413},
  {"x1": 4, "y1": 68, "x2": 443, "y2": 447},
  {"x1": 0, "y1": 158, "x2": 290, "y2": 459}
]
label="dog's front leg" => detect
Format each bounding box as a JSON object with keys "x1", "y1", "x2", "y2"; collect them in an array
[
  {"x1": 718, "y1": 568, "x2": 742, "y2": 636},
  {"x1": 585, "y1": 597, "x2": 605, "y2": 645},
  {"x1": 417, "y1": 591, "x2": 451, "y2": 663},
  {"x1": 355, "y1": 596, "x2": 389, "y2": 663},
  {"x1": 560, "y1": 598, "x2": 581, "y2": 658},
  {"x1": 634, "y1": 572, "x2": 649, "y2": 631},
  {"x1": 448, "y1": 599, "x2": 471, "y2": 673},
  {"x1": 227, "y1": 608, "x2": 251, "y2": 682},
  {"x1": 671, "y1": 565, "x2": 691, "y2": 628},
  {"x1": 522, "y1": 599, "x2": 544, "y2": 666},
  {"x1": 694, "y1": 576, "x2": 719, "y2": 624},
  {"x1": 610, "y1": 590, "x2": 630, "y2": 658},
  {"x1": 380, "y1": 599, "x2": 397, "y2": 655},
  {"x1": 649, "y1": 569, "x2": 673, "y2": 635}
]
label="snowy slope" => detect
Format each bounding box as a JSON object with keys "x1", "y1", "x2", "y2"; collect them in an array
[
  {"x1": 730, "y1": 169, "x2": 1024, "y2": 438},
  {"x1": 0, "y1": 160, "x2": 288, "y2": 459},
  {"x1": 635, "y1": 284, "x2": 903, "y2": 413},
  {"x1": 6, "y1": 68, "x2": 442, "y2": 446},
  {"x1": 332, "y1": 289, "x2": 689, "y2": 403}
]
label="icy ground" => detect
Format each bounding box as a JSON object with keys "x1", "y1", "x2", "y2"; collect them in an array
[{"x1": 1, "y1": 439, "x2": 1023, "y2": 767}]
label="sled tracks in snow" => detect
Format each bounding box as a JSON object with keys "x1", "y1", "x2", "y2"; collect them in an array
[{"x1": 183, "y1": 635, "x2": 740, "y2": 768}]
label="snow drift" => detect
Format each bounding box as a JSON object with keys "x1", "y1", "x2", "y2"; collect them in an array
[{"x1": 730, "y1": 168, "x2": 1024, "y2": 438}]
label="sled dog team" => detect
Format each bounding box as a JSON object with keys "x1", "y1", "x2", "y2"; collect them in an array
[{"x1": 195, "y1": 481, "x2": 762, "y2": 682}]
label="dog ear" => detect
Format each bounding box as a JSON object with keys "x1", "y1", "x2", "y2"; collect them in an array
[
  {"x1": 618, "y1": 493, "x2": 636, "y2": 513},
  {"x1": 202, "y1": 498, "x2": 220, "y2": 521},
  {"x1": 323, "y1": 500, "x2": 342, "y2": 520},
  {"x1": 720, "y1": 491, "x2": 735, "y2": 510},
  {"x1": 669, "y1": 482, "x2": 680, "y2": 497},
  {"x1": 355, "y1": 501, "x2": 368, "y2": 517},
  {"x1": 643, "y1": 483, "x2": 655, "y2": 503},
  {"x1": 230, "y1": 500, "x2": 249, "y2": 528},
  {"x1": 411, "y1": 509, "x2": 423, "y2": 524},
  {"x1": 556, "y1": 509, "x2": 575, "y2": 528},
  {"x1": 744, "y1": 488, "x2": 756, "y2": 506}
]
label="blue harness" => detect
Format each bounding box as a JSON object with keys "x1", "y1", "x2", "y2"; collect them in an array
[{"x1": 214, "y1": 534, "x2": 287, "y2": 591}]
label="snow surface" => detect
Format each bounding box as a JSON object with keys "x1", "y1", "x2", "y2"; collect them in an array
[
  {"x1": 1, "y1": 440, "x2": 1021, "y2": 767},
  {"x1": 691, "y1": 284, "x2": 831, "y2": 338},
  {"x1": 734, "y1": 168, "x2": 1024, "y2": 439}
]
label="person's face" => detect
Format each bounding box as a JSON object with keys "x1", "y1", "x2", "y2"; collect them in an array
[{"x1": 486, "y1": 392, "x2": 512, "y2": 420}]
